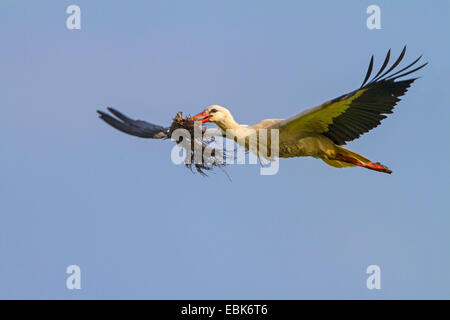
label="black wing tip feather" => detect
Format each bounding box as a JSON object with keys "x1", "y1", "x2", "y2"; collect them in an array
[
  {"x1": 360, "y1": 55, "x2": 374, "y2": 88},
  {"x1": 97, "y1": 108, "x2": 169, "y2": 139},
  {"x1": 97, "y1": 108, "x2": 122, "y2": 124},
  {"x1": 360, "y1": 46, "x2": 427, "y2": 88},
  {"x1": 325, "y1": 46, "x2": 427, "y2": 145},
  {"x1": 106, "y1": 107, "x2": 123, "y2": 117},
  {"x1": 97, "y1": 109, "x2": 116, "y2": 123}
]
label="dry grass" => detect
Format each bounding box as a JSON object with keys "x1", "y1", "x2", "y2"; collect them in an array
[{"x1": 168, "y1": 112, "x2": 226, "y2": 176}]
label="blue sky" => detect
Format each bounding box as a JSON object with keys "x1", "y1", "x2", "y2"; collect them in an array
[{"x1": 0, "y1": 0, "x2": 449, "y2": 299}]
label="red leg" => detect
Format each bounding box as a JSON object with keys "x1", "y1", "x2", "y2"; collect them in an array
[
  {"x1": 364, "y1": 162, "x2": 392, "y2": 174},
  {"x1": 334, "y1": 154, "x2": 392, "y2": 174},
  {"x1": 334, "y1": 154, "x2": 364, "y2": 166}
]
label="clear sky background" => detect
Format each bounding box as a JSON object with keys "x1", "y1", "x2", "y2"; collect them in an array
[{"x1": 0, "y1": 0, "x2": 449, "y2": 299}]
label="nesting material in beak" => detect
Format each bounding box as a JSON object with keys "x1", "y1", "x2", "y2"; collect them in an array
[{"x1": 168, "y1": 112, "x2": 225, "y2": 176}]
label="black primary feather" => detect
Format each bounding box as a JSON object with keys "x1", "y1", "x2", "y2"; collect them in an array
[
  {"x1": 324, "y1": 46, "x2": 427, "y2": 145},
  {"x1": 97, "y1": 108, "x2": 169, "y2": 139}
]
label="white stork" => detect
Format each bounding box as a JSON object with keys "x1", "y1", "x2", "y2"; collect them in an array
[{"x1": 98, "y1": 46, "x2": 427, "y2": 174}]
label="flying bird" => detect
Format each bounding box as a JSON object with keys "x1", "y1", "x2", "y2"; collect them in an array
[{"x1": 98, "y1": 46, "x2": 426, "y2": 174}]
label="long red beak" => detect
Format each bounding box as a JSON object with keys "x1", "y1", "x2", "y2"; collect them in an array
[{"x1": 192, "y1": 111, "x2": 210, "y2": 123}]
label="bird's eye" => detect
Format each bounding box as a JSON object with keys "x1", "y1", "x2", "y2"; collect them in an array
[{"x1": 209, "y1": 108, "x2": 218, "y2": 113}]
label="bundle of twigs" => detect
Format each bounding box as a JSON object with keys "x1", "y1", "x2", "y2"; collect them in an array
[{"x1": 168, "y1": 112, "x2": 226, "y2": 176}]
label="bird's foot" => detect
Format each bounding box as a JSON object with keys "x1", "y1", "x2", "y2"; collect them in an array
[
  {"x1": 334, "y1": 154, "x2": 392, "y2": 174},
  {"x1": 364, "y1": 162, "x2": 392, "y2": 174}
]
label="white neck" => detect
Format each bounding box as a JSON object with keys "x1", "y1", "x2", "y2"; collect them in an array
[{"x1": 216, "y1": 115, "x2": 242, "y2": 132}]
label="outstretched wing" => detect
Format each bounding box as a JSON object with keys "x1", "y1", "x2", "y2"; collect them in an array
[
  {"x1": 276, "y1": 46, "x2": 427, "y2": 145},
  {"x1": 97, "y1": 107, "x2": 169, "y2": 139}
]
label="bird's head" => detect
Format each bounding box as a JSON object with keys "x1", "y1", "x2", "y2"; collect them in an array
[{"x1": 193, "y1": 105, "x2": 234, "y2": 127}]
